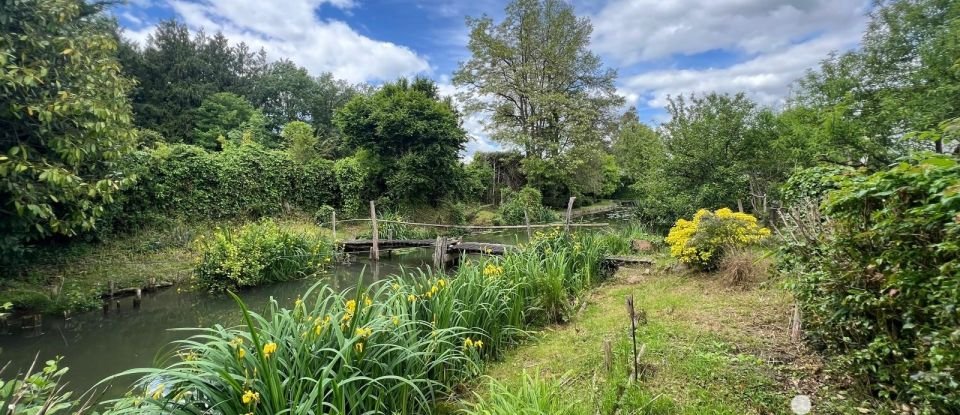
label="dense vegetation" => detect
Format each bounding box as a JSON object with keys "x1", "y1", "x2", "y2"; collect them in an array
[{"x1": 1, "y1": 0, "x2": 959, "y2": 412}]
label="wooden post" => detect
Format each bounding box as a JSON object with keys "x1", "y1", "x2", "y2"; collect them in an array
[
  {"x1": 433, "y1": 236, "x2": 447, "y2": 270},
  {"x1": 369, "y1": 201, "x2": 379, "y2": 261},
  {"x1": 109, "y1": 281, "x2": 116, "y2": 298},
  {"x1": 626, "y1": 294, "x2": 639, "y2": 382},
  {"x1": 565, "y1": 196, "x2": 576, "y2": 234},
  {"x1": 524, "y1": 210, "x2": 532, "y2": 241},
  {"x1": 332, "y1": 210, "x2": 337, "y2": 243},
  {"x1": 602, "y1": 339, "x2": 613, "y2": 373}
]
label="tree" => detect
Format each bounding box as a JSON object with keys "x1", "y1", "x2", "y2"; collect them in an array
[
  {"x1": 334, "y1": 78, "x2": 467, "y2": 206},
  {"x1": 0, "y1": 0, "x2": 137, "y2": 257},
  {"x1": 453, "y1": 0, "x2": 623, "y2": 203},
  {"x1": 193, "y1": 92, "x2": 262, "y2": 150},
  {"x1": 282, "y1": 121, "x2": 318, "y2": 163},
  {"x1": 792, "y1": 0, "x2": 960, "y2": 162},
  {"x1": 611, "y1": 108, "x2": 664, "y2": 189},
  {"x1": 119, "y1": 21, "x2": 267, "y2": 141}
]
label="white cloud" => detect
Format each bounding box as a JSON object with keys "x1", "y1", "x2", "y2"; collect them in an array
[
  {"x1": 592, "y1": 0, "x2": 870, "y2": 64},
  {"x1": 620, "y1": 24, "x2": 864, "y2": 110},
  {"x1": 436, "y1": 77, "x2": 502, "y2": 159},
  {"x1": 126, "y1": 0, "x2": 429, "y2": 83}
]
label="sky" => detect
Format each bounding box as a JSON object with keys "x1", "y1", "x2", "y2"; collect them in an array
[{"x1": 114, "y1": 0, "x2": 873, "y2": 156}]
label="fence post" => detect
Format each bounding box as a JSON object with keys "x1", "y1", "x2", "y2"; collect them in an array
[
  {"x1": 332, "y1": 210, "x2": 337, "y2": 243},
  {"x1": 626, "y1": 294, "x2": 639, "y2": 382},
  {"x1": 433, "y1": 236, "x2": 448, "y2": 270},
  {"x1": 565, "y1": 196, "x2": 576, "y2": 234},
  {"x1": 370, "y1": 201, "x2": 379, "y2": 261},
  {"x1": 524, "y1": 210, "x2": 532, "y2": 241}
]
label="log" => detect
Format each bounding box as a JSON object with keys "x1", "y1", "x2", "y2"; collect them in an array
[{"x1": 565, "y1": 196, "x2": 576, "y2": 234}]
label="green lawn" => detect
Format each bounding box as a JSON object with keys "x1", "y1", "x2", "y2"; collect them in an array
[{"x1": 467, "y1": 266, "x2": 876, "y2": 414}]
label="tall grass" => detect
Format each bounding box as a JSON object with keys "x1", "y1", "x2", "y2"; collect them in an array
[
  {"x1": 102, "y1": 229, "x2": 623, "y2": 413},
  {"x1": 462, "y1": 372, "x2": 583, "y2": 415}
]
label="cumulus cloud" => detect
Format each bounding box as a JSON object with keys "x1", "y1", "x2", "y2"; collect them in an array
[
  {"x1": 125, "y1": 0, "x2": 429, "y2": 83},
  {"x1": 591, "y1": 0, "x2": 870, "y2": 64},
  {"x1": 620, "y1": 23, "x2": 865, "y2": 109}
]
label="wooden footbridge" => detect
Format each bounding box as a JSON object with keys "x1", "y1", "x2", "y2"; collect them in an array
[{"x1": 331, "y1": 199, "x2": 652, "y2": 269}]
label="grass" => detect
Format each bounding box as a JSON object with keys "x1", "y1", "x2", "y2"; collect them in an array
[
  {"x1": 0, "y1": 215, "x2": 342, "y2": 314},
  {"x1": 471, "y1": 263, "x2": 862, "y2": 414}
]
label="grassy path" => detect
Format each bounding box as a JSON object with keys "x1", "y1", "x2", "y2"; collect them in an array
[{"x1": 474, "y1": 266, "x2": 833, "y2": 414}]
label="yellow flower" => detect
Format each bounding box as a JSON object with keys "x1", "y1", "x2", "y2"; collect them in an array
[
  {"x1": 345, "y1": 300, "x2": 357, "y2": 314},
  {"x1": 294, "y1": 297, "x2": 303, "y2": 308},
  {"x1": 230, "y1": 337, "x2": 244, "y2": 347},
  {"x1": 430, "y1": 285, "x2": 438, "y2": 295},
  {"x1": 355, "y1": 342, "x2": 364, "y2": 353},
  {"x1": 475, "y1": 340, "x2": 484, "y2": 349},
  {"x1": 237, "y1": 348, "x2": 246, "y2": 359},
  {"x1": 262, "y1": 342, "x2": 277, "y2": 359},
  {"x1": 151, "y1": 384, "x2": 164, "y2": 400},
  {"x1": 392, "y1": 283, "x2": 400, "y2": 291},
  {"x1": 364, "y1": 296, "x2": 372, "y2": 307},
  {"x1": 408, "y1": 294, "x2": 417, "y2": 303},
  {"x1": 241, "y1": 390, "x2": 260, "y2": 405},
  {"x1": 392, "y1": 315, "x2": 400, "y2": 326},
  {"x1": 438, "y1": 279, "x2": 446, "y2": 288},
  {"x1": 355, "y1": 327, "x2": 373, "y2": 338},
  {"x1": 463, "y1": 338, "x2": 474, "y2": 348}
]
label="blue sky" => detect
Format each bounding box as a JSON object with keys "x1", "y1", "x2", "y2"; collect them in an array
[{"x1": 114, "y1": 0, "x2": 871, "y2": 155}]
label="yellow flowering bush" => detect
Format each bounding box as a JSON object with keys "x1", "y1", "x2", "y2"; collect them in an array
[
  {"x1": 665, "y1": 208, "x2": 770, "y2": 269},
  {"x1": 193, "y1": 219, "x2": 333, "y2": 291}
]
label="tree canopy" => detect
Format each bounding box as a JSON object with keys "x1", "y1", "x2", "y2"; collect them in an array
[{"x1": 1, "y1": 0, "x2": 137, "y2": 256}]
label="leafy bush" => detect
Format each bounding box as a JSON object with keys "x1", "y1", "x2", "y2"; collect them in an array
[
  {"x1": 112, "y1": 142, "x2": 338, "y2": 229},
  {"x1": 665, "y1": 208, "x2": 770, "y2": 270},
  {"x1": 498, "y1": 187, "x2": 558, "y2": 225},
  {"x1": 785, "y1": 155, "x2": 960, "y2": 410},
  {"x1": 193, "y1": 220, "x2": 333, "y2": 292}
]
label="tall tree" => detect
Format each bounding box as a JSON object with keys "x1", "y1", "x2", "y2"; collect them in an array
[
  {"x1": 1, "y1": 0, "x2": 137, "y2": 257},
  {"x1": 793, "y1": 0, "x2": 960, "y2": 161},
  {"x1": 453, "y1": 0, "x2": 623, "y2": 203},
  {"x1": 334, "y1": 78, "x2": 467, "y2": 206},
  {"x1": 192, "y1": 92, "x2": 262, "y2": 150}
]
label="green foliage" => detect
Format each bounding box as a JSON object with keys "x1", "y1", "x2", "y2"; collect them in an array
[
  {"x1": 281, "y1": 121, "x2": 318, "y2": 163},
  {"x1": 119, "y1": 21, "x2": 269, "y2": 141},
  {"x1": 114, "y1": 142, "x2": 338, "y2": 226},
  {"x1": 192, "y1": 92, "x2": 262, "y2": 150},
  {"x1": 334, "y1": 77, "x2": 467, "y2": 206},
  {"x1": 612, "y1": 108, "x2": 664, "y2": 189},
  {"x1": 665, "y1": 208, "x2": 771, "y2": 270},
  {"x1": 463, "y1": 372, "x2": 581, "y2": 415},
  {"x1": 332, "y1": 155, "x2": 370, "y2": 217},
  {"x1": 454, "y1": 0, "x2": 624, "y2": 203},
  {"x1": 0, "y1": 357, "x2": 91, "y2": 414},
  {"x1": 0, "y1": 0, "x2": 137, "y2": 259},
  {"x1": 785, "y1": 155, "x2": 960, "y2": 410},
  {"x1": 105, "y1": 230, "x2": 622, "y2": 413},
  {"x1": 193, "y1": 219, "x2": 333, "y2": 292},
  {"x1": 497, "y1": 187, "x2": 558, "y2": 225}
]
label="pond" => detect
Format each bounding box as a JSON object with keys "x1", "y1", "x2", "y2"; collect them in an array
[{"x1": 0, "y1": 209, "x2": 634, "y2": 398}]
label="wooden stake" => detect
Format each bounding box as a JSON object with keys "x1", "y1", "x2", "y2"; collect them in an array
[
  {"x1": 369, "y1": 201, "x2": 379, "y2": 261},
  {"x1": 603, "y1": 339, "x2": 613, "y2": 373},
  {"x1": 524, "y1": 210, "x2": 532, "y2": 241},
  {"x1": 626, "y1": 294, "x2": 639, "y2": 382},
  {"x1": 565, "y1": 196, "x2": 577, "y2": 234},
  {"x1": 433, "y1": 236, "x2": 447, "y2": 270},
  {"x1": 332, "y1": 210, "x2": 337, "y2": 242}
]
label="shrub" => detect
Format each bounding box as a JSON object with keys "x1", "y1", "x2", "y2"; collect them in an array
[
  {"x1": 786, "y1": 155, "x2": 960, "y2": 409},
  {"x1": 498, "y1": 187, "x2": 558, "y2": 225},
  {"x1": 192, "y1": 220, "x2": 333, "y2": 292},
  {"x1": 665, "y1": 208, "x2": 770, "y2": 270}
]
